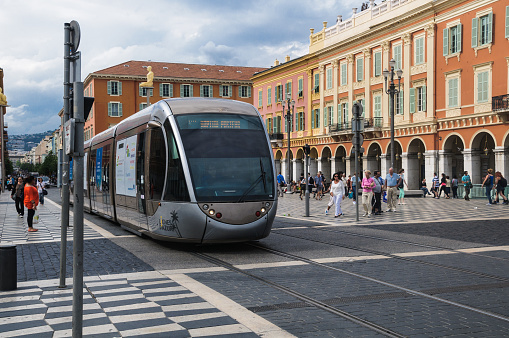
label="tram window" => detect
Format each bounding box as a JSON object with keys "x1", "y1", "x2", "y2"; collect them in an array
[
  {"x1": 163, "y1": 120, "x2": 190, "y2": 202},
  {"x1": 148, "y1": 127, "x2": 166, "y2": 201}
]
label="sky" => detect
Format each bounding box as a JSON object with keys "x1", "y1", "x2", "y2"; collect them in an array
[{"x1": 0, "y1": 0, "x2": 357, "y2": 135}]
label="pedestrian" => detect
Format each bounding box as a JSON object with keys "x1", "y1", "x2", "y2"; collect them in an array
[
  {"x1": 37, "y1": 177, "x2": 46, "y2": 205},
  {"x1": 420, "y1": 178, "x2": 432, "y2": 197},
  {"x1": 451, "y1": 175, "x2": 459, "y2": 199},
  {"x1": 307, "y1": 173, "x2": 314, "y2": 194},
  {"x1": 397, "y1": 168, "x2": 408, "y2": 205},
  {"x1": 372, "y1": 171, "x2": 384, "y2": 215},
  {"x1": 431, "y1": 173, "x2": 440, "y2": 198},
  {"x1": 23, "y1": 176, "x2": 39, "y2": 232},
  {"x1": 314, "y1": 172, "x2": 323, "y2": 200},
  {"x1": 462, "y1": 171, "x2": 472, "y2": 201},
  {"x1": 494, "y1": 171, "x2": 508, "y2": 205},
  {"x1": 299, "y1": 173, "x2": 305, "y2": 200},
  {"x1": 11, "y1": 176, "x2": 25, "y2": 218},
  {"x1": 341, "y1": 173, "x2": 348, "y2": 195},
  {"x1": 276, "y1": 172, "x2": 286, "y2": 197},
  {"x1": 445, "y1": 176, "x2": 451, "y2": 199},
  {"x1": 346, "y1": 175, "x2": 352, "y2": 194},
  {"x1": 325, "y1": 172, "x2": 345, "y2": 217},
  {"x1": 481, "y1": 168, "x2": 495, "y2": 205},
  {"x1": 351, "y1": 173, "x2": 358, "y2": 205},
  {"x1": 439, "y1": 173, "x2": 447, "y2": 198},
  {"x1": 384, "y1": 167, "x2": 400, "y2": 212},
  {"x1": 361, "y1": 170, "x2": 375, "y2": 217}
]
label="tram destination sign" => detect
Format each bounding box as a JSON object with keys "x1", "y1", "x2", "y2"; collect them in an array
[{"x1": 178, "y1": 114, "x2": 257, "y2": 130}]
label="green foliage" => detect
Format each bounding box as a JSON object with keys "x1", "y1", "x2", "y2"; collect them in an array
[
  {"x1": 20, "y1": 162, "x2": 35, "y2": 172},
  {"x1": 5, "y1": 158, "x2": 13, "y2": 176},
  {"x1": 39, "y1": 151, "x2": 58, "y2": 175}
]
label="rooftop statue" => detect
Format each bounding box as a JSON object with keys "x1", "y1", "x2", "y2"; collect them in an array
[
  {"x1": 0, "y1": 87, "x2": 7, "y2": 106},
  {"x1": 139, "y1": 66, "x2": 154, "y2": 88}
]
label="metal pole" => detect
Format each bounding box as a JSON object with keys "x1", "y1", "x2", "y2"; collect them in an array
[
  {"x1": 59, "y1": 22, "x2": 71, "y2": 288},
  {"x1": 72, "y1": 81, "x2": 85, "y2": 338},
  {"x1": 0, "y1": 104, "x2": 4, "y2": 193},
  {"x1": 390, "y1": 80, "x2": 395, "y2": 170},
  {"x1": 355, "y1": 137, "x2": 359, "y2": 222},
  {"x1": 287, "y1": 108, "x2": 291, "y2": 185},
  {"x1": 305, "y1": 152, "x2": 309, "y2": 216}
]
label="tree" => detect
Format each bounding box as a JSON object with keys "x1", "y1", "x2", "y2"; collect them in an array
[
  {"x1": 20, "y1": 162, "x2": 35, "y2": 172},
  {"x1": 5, "y1": 158, "x2": 13, "y2": 176},
  {"x1": 39, "y1": 151, "x2": 58, "y2": 176}
]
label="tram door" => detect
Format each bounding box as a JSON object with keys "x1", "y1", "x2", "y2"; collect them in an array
[
  {"x1": 145, "y1": 126, "x2": 167, "y2": 216},
  {"x1": 137, "y1": 132, "x2": 146, "y2": 216}
]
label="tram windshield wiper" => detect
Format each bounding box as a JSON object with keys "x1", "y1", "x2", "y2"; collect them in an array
[{"x1": 236, "y1": 158, "x2": 266, "y2": 203}]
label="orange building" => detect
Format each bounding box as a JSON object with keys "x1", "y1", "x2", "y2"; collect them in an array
[
  {"x1": 83, "y1": 61, "x2": 266, "y2": 140},
  {"x1": 253, "y1": 0, "x2": 509, "y2": 187}
]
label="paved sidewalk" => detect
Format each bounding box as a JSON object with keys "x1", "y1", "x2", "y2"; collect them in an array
[{"x1": 0, "y1": 192, "x2": 293, "y2": 337}]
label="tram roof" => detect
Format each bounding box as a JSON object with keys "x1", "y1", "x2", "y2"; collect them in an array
[{"x1": 164, "y1": 98, "x2": 259, "y2": 117}]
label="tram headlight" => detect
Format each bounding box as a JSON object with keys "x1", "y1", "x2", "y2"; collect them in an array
[
  {"x1": 261, "y1": 208, "x2": 266, "y2": 213},
  {"x1": 203, "y1": 204, "x2": 209, "y2": 210},
  {"x1": 208, "y1": 209, "x2": 215, "y2": 215}
]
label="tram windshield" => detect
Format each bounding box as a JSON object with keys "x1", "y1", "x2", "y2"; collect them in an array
[{"x1": 175, "y1": 113, "x2": 275, "y2": 202}]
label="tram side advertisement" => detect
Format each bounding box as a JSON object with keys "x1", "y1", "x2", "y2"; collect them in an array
[{"x1": 115, "y1": 135, "x2": 137, "y2": 197}]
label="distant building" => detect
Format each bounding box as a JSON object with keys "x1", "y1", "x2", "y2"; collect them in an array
[{"x1": 82, "y1": 60, "x2": 267, "y2": 139}]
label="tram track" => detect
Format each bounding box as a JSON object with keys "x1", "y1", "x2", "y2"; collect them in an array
[{"x1": 273, "y1": 222, "x2": 509, "y2": 263}]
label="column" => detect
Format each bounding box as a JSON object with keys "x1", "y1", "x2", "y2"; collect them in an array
[
  {"x1": 380, "y1": 154, "x2": 388, "y2": 175},
  {"x1": 425, "y1": 24, "x2": 435, "y2": 119},
  {"x1": 319, "y1": 65, "x2": 325, "y2": 128},
  {"x1": 364, "y1": 49, "x2": 371, "y2": 118},
  {"x1": 494, "y1": 147, "x2": 509, "y2": 179},
  {"x1": 438, "y1": 151, "x2": 452, "y2": 176},
  {"x1": 405, "y1": 153, "x2": 420, "y2": 190},
  {"x1": 345, "y1": 157, "x2": 352, "y2": 176},
  {"x1": 463, "y1": 149, "x2": 482, "y2": 184},
  {"x1": 401, "y1": 153, "x2": 409, "y2": 190},
  {"x1": 424, "y1": 150, "x2": 437, "y2": 182},
  {"x1": 332, "y1": 60, "x2": 339, "y2": 124},
  {"x1": 402, "y1": 34, "x2": 411, "y2": 122},
  {"x1": 330, "y1": 158, "x2": 337, "y2": 177},
  {"x1": 281, "y1": 160, "x2": 287, "y2": 179},
  {"x1": 310, "y1": 157, "x2": 319, "y2": 175},
  {"x1": 306, "y1": 69, "x2": 313, "y2": 134},
  {"x1": 292, "y1": 159, "x2": 300, "y2": 182},
  {"x1": 347, "y1": 54, "x2": 354, "y2": 109},
  {"x1": 381, "y1": 41, "x2": 390, "y2": 126}
]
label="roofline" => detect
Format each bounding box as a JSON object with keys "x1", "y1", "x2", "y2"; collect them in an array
[
  {"x1": 84, "y1": 73, "x2": 257, "y2": 86},
  {"x1": 251, "y1": 53, "x2": 314, "y2": 79}
]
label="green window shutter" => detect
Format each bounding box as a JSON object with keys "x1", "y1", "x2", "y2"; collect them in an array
[
  {"x1": 472, "y1": 17, "x2": 478, "y2": 48},
  {"x1": 395, "y1": 46, "x2": 402, "y2": 70},
  {"x1": 457, "y1": 24, "x2": 462, "y2": 53},
  {"x1": 284, "y1": 115, "x2": 287, "y2": 132},
  {"x1": 288, "y1": 83, "x2": 291, "y2": 98},
  {"x1": 209, "y1": 85, "x2": 213, "y2": 97},
  {"x1": 356, "y1": 58, "x2": 363, "y2": 81},
  {"x1": 258, "y1": 90, "x2": 262, "y2": 107},
  {"x1": 409, "y1": 88, "x2": 415, "y2": 113},
  {"x1": 316, "y1": 108, "x2": 320, "y2": 128},
  {"x1": 273, "y1": 117, "x2": 277, "y2": 133},
  {"x1": 311, "y1": 109, "x2": 315, "y2": 128},
  {"x1": 338, "y1": 105, "x2": 342, "y2": 124},
  {"x1": 302, "y1": 112, "x2": 305, "y2": 130},
  {"x1": 139, "y1": 86, "x2": 143, "y2": 96},
  {"x1": 267, "y1": 88, "x2": 271, "y2": 104},
  {"x1": 170, "y1": 84, "x2": 173, "y2": 97},
  {"x1": 330, "y1": 105, "x2": 334, "y2": 125},
  {"x1": 448, "y1": 80, "x2": 453, "y2": 107},
  {"x1": 180, "y1": 85, "x2": 184, "y2": 97},
  {"x1": 345, "y1": 103, "x2": 349, "y2": 123},
  {"x1": 119, "y1": 103, "x2": 123, "y2": 117},
  {"x1": 506, "y1": 6, "x2": 509, "y2": 38},
  {"x1": 314, "y1": 73, "x2": 319, "y2": 89},
  {"x1": 375, "y1": 52, "x2": 381, "y2": 76},
  {"x1": 477, "y1": 73, "x2": 483, "y2": 102},
  {"x1": 341, "y1": 64, "x2": 347, "y2": 85},
  {"x1": 422, "y1": 86, "x2": 426, "y2": 111},
  {"x1": 139, "y1": 103, "x2": 143, "y2": 111},
  {"x1": 443, "y1": 29, "x2": 449, "y2": 56},
  {"x1": 399, "y1": 90, "x2": 404, "y2": 114},
  {"x1": 323, "y1": 108, "x2": 327, "y2": 127},
  {"x1": 487, "y1": 12, "x2": 493, "y2": 43},
  {"x1": 361, "y1": 99, "x2": 365, "y2": 117},
  {"x1": 160, "y1": 84, "x2": 164, "y2": 97},
  {"x1": 238, "y1": 86, "x2": 242, "y2": 97},
  {"x1": 118, "y1": 82, "x2": 122, "y2": 95},
  {"x1": 200, "y1": 85, "x2": 204, "y2": 97},
  {"x1": 248, "y1": 86, "x2": 252, "y2": 98},
  {"x1": 219, "y1": 85, "x2": 223, "y2": 97},
  {"x1": 107, "y1": 81, "x2": 111, "y2": 95},
  {"x1": 189, "y1": 85, "x2": 193, "y2": 97},
  {"x1": 228, "y1": 85, "x2": 232, "y2": 97},
  {"x1": 298, "y1": 78, "x2": 303, "y2": 92},
  {"x1": 108, "y1": 102, "x2": 112, "y2": 116}
]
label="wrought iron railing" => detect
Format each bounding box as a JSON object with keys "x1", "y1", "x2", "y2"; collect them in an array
[
  {"x1": 364, "y1": 117, "x2": 383, "y2": 128},
  {"x1": 269, "y1": 133, "x2": 284, "y2": 140},
  {"x1": 329, "y1": 121, "x2": 351, "y2": 132},
  {"x1": 492, "y1": 94, "x2": 509, "y2": 111}
]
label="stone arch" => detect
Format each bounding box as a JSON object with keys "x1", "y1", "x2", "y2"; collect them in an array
[
  {"x1": 365, "y1": 142, "x2": 382, "y2": 174},
  {"x1": 470, "y1": 131, "x2": 496, "y2": 183},
  {"x1": 406, "y1": 138, "x2": 427, "y2": 189},
  {"x1": 441, "y1": 133, "x2": 465, "y2": 152},
  {"x1": 333, "y1": 145, "x2": 348, "y2": 175},
  {"x1": 320, "y1": 146, "x2": 333, "y2": 182},
  {"x1": 274, "y1": 150, "x2": 283, "y2": 175},
  {"x1": 407, "y1": 136, "x2": 428, "y2": 153},
  {"x1": 469, "y1": 129, "x2": 498, "y2": 149},
  {"x1": 309, "y1": 147, "x2": 319, "y2": 175}
]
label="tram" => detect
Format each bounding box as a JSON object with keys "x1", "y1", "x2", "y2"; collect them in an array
[{"x1": 74, "y1": 98, "x2": 277, "y2": 243}]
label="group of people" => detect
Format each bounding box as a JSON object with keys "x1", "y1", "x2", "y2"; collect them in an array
[{"x1": 10, "y1": 176, "x2": 47, "y2": 232}]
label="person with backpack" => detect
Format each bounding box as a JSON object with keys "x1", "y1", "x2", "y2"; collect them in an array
[
  {"x1": 372, "y1": 171, "x2": 384, "y2": 215},
  {"x1": 494, "y1": 171, "x2": 508, "y2": 205},
  {"x1": 481, "y1": 168, "x2": 495, "y2": 205},
  {"x1": 276, "y1": 172, "x2": 286, "y2": 198},
  {"x1": 307, "y1": 173, "x2": 314, "y2": 194},
  {"x1": 451, "y1": 176, "x2": 459, "y2": 199},
  {"x1": 299, "y1": 173, "x2": 306, "y2": 200},
  {"x1": 462, "y1": 171, "x2": 472, "y2": 201}
]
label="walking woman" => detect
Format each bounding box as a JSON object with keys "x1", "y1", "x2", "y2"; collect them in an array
[
  {"x1": 494, "y1": 171, "x2": 508, "y2": 204},
  {"x1": 24, "y1": 176, "x2": 39, "y2": 232},
  {"x1": 439, "y1": 173, "x2": 447, "y2": 198},
  {"x1": 397, "y1": 168, "x2": 408, "y2": 205},
  {"x1": 37, "y1": 177, "x2": 46, "y2": 205},
  {"x1": 481, "y1": 169, "x2": 495, "y2": 205},
  {"x1": 11, "y1": 177, "x2": 25, "y2": 218},
  {"x1": 325, "y1": 172, "x2": 345, "y2": 217}
]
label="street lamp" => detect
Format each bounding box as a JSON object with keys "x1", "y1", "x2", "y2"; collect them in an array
[
  {"x1": 282, "y1": 93, "x2": 295, "y2": 184},
  {"x1": 383, "y1": 58, "x2": 403, "y2": 170}
]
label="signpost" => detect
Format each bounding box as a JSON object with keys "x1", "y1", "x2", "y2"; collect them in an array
[
  {"x1": 351, "y1": 101, "x2": 364, "y2": 222},
  {"x1": 303, "y1": 144, "x2": 310, "y2": 217}
]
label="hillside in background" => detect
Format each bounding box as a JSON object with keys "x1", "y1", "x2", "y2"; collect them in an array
[{"x1": 8, "y1": 130, "x2": 54, "y2": 152}]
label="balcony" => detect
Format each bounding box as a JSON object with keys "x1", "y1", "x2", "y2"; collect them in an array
[
  {"x1": 493, "y1": 94, "x2": 509, "y2": 121},
  {"x1": 363, "y1": 117, "x2": 383, "y2": 138},
  {"x1": 269, "y1": 133, "x2": 284, "y2": 147},
  {"x1": 329, "y1": 121, "x2": 352, "y2": 141}
]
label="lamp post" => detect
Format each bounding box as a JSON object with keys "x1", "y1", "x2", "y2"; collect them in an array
[
  {"x1": 383, "y1": 59, "x2": 403, "y2": 170},
  {"x1": 282, "y1": 93, "x2": 295, "y2": 184}
]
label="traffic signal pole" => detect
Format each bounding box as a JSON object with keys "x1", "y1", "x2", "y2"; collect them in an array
[
  {"x1": 352, "y1": 101, "x2": 364, "y2": 222},
  {"x1": 304, "y1": 144, "x2": 310, "y2": 217}
]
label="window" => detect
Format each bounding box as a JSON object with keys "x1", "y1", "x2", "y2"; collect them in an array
[
  {"x1": 506, "y1": 6, "x2": 509, "y2": 39},
  {"x1": 326, "y1": 106, "x2": 333, "y2": 126},
  {"x1": 393, "y1": 45, "x2": 402, "y2": 70},
  {"x1": 341, "y1": 103, "x2": 349, "y2": 125},
  {"x1": 472, "y1": 13, "x2": 492, "y2": 48},
  {"x1": 297, "y1": 111, "x2": 305, "y2": 131},
  {"x1": 180, "y1": 84, "x2": 193, "y2": 97},
  {"x1": 258, "y1": 90, "x2": 263, "y2": 107},
  {"x1": 443, "y1": 24, "x2": 462, "y2": 56},
  {"x1": 314, "y1": 73, "x2": 320, "y2": 93},
  {"x1": 340, "y1": 63, "x2": 347, "y2": 86},
  {"x1": 239, "y1": 85, "x2": 251, "y2": 98},
  {"x1": 275, "y1": 85, "x2": 283, "y2": 102},
  {"x1": 284, "y1": 115, "x2": 293, "y2": 133},
  {"x1": 395, "y1": 91, "x2": 403, "y2": 115},
  {"x1": 267, "y1": 87, "x2": 272, "y2": 105},
  {"x1": 139, "y1": 103, "x2": 148, "y2": 111},
  {"x1": 374, "y1": 52, "x2": 382, "y2": 77},
  {"x1": 284, "y1": 82, "x2": 292, "y2": 99},
  {"x1": 108, "y1": 102, "x2": 122, "y2": 117},
  {"x1": 374, "y1": 95, "x2": 382, "y2": 117},
  {"x1": 477, "y1": 71, "x2": 489, "y2": 103},
  {"x1": 414, "y1": 37, "x2": 424, "y2": 65},
  {"x1": 326, "y1": 68, "x2": 333, "y2": 89},
  {"x1": 200, "y1": 85, "x2": 212, "y2": 97},
  {"x1": 160, "y1": 83, "x2": 173, "y2": 97},
  {"x1": 162, "y1": 120, "x2": 190, "y2": 202},
  {"x1": 273, "y1": 116, "x2": 282, "y2": 133},
  {"x1": 356, "y1": 58, "x2": 364, "y2": 82},
  {"x1": 448, "y1": 78, "x2": 459, "y2": 107},
  {"x1": 298, "y1": 78, "x2": 303, "y2": 97},
  {"x1": 266, "y1": 117, "x2": 272, "y2": 133},
  {"x1": 311, "y1": 109, "x2": 320, "y2": 128},
  {"x1": 107, "y1": 81, "x2": 122, "y2": 96},
  {"x1": 148, "y1": 127, "x2": 166, "y2": 202},
  {"x1": 220, "y1": 85, "x2": 232, "y2": 97},
  {"x1": 139, "y1": 87, "x2": 153, "y2": 97},
  {"x1": 409, "y1": 86, "x2": 426, "y2": 113}
]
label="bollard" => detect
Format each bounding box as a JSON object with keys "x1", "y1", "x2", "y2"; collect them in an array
[{"x1": 0, "y1": 243, "x2": 17, "y2": 291}]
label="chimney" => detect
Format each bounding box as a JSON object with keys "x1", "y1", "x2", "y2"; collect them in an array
[
  {"x1": 285, "y1": 55, "x2": 290, "y2": 62},
  {"x1": 274, "y1": 59, "x2": 280, "y2": 66}
]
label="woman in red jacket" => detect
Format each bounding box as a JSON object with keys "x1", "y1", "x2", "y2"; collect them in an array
[{"x1": 23, "y1": 176, "x2": 38, "y2": 232}]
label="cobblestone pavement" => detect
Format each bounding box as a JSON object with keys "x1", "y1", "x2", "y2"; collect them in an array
[{"x1": 1, "y1": 189, "x2": 509, "y2": 337}]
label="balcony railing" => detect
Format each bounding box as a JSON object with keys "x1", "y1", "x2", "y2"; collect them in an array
[
  {"x1": 364, "y1": 117, "x2": 383, "y2": 128},
  {"x1": 329, "y1": 121, "x2": 351, "y2": 133},
  {"x1": 269, "y1": 133, "x2": 284, "y2": 141},
  {"x1": 493, "y1": 94, "x2": 509, "y2": 111}
]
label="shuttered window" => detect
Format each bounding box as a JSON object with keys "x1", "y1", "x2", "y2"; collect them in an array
[
  {"x1": 356, "y1": 58, "x2": 363, "y2": 82},
  {"x1": 326, "y1": 68, "x2": 333, "y2": 89},
  {"x1": 258, "y1": 90, "x2": 263, "y2": 107},
  {"x1": 415, "y1": 37, "x2": 424, "y2": 65},
  {"x1": 374, "y1": 52, "x2": 382, "y2": 77},
  {"x1": 108, "y1": 102, "x2": 122, "y2": 117},
  {"x1": 472, "y1": 13, "x2": 492, "y2": 48},
  {"x1": 314, "y1": 73, "x2": 320, "y2": 92},
  {"x1": 448, "y1": 78, "x2": 459, "y2": 108},
  {"x1": 393, "y1": 45, "x2": 402, "y2": 70},
  {"x1": 200, "y1": 85, "x2": 212, "y2": 98},
  {"x1": 160, "y1": 83, "x2": 172, "y2": 97},
  {"x1": 340, "y1": 64, "x2": 347, "y2": 86},
  {"x1": 477, "y1": 71, "x2": 489, "y2": 103},
  {"x1": 374, "y1": 96, "x2": 382, "y2": 117},
  {"x1": 298, "y1": 78, "x2": 303, "y2": 97},
  {"x1": 267, "y1": 88, "x2": 272, "y2": 105},
  {"x1": 107, "y1": 81, "x2": 122, "y2": 96},
  {"x1": 180, "y1": 84, "x2": 193, "y2": 97},
  {"x1": 140, "y1": 87, "x2": 153, "y2": 97}
]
